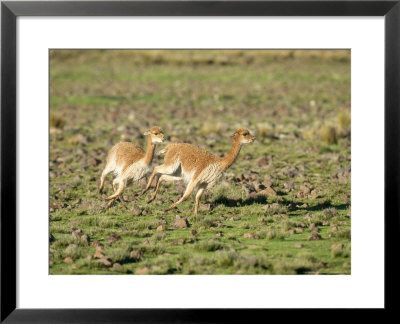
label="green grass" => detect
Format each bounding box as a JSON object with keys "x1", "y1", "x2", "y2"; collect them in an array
[{"x1": 49, "y1": 50, "x2": 351, "y2": 275}]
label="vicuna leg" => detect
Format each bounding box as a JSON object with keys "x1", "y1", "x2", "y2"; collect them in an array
[
  {"x1": 107, "y1": 177, "x2": 126, "y2": 201},
  {"x1": 99, "y1": 164, "x2": 113, "y2": 193},
  {"x1": 105, "y1": 198, "x2": 116, "y2": 210},
  {"x1": 141, "y1": 168, "x2": 159, "y2": 194},
  {"x1": 166, "y1": 180, "x2": 197, "y2": 211},
  {"x1": 148, "y1": 175, "x2": 182, "y2": 203},
  {"x1": 112, "y1": 179, "x2": 118, "y2": 193},
  {"x1": 112, "y1": 179, "x2": 124, "y2": 203},
  {"x1": 194, "y1": 186, "x2": 206, "y2": 214},
  {"x1": 142, "y1": 164, "x2": 177, "y2": 194}
]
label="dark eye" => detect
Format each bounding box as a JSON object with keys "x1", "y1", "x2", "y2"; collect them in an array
[
  {"x1": 154, "y1": 132, "x2": 159, "y2": 135},
  {"x1": 243, "y1": 133, "x2": 248, "y2": 136}
]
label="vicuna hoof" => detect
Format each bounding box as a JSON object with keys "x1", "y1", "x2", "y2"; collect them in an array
[
  {"x1": 147, "y1": 196, "x2": 155, "y2": 204},
  {"x1": 105, "y1": 200, "x2": 115, "y2": 210}
]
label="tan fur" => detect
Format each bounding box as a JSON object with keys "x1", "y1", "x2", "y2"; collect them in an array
[
  {"x1": 142, "y1": 128, "x2": 255, "y2": 213},
  {"x1": 99, "y1": 126, "x2": 164, "y2": 209},
  {"x1": 107, "y1": 142, "x2": 144, "y2": 173}
]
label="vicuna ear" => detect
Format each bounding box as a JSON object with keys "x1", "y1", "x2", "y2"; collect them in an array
[
  {"x1": 230, "y1": 132, "x2": 237, "y2": 138},
  {"x1": 143, "y1": 130, "x2": 150, "y2": 136}
]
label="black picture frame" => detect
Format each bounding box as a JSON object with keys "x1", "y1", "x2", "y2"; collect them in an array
[{"x1": 1, "y1": 0, "x2": 399, "y2": 322}]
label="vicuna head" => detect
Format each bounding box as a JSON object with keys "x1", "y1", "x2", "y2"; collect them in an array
[
  {"x1": 144, "y1": 126, "x2": 165, "y2": 144},
  {"x1": 231, "y1": 128, "x2": 255, "y2": 144}
]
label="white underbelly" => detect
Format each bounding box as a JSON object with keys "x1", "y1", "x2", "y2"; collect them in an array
[
  {"x1": 174, "y1": 161, "x2": 222, "y2": 188},
  {"x1": 197, "y1": 163, "x2": 223, "y2": 188},
  {"x1": 121, "y1": 160, "x2": 150, "y2": 181}
]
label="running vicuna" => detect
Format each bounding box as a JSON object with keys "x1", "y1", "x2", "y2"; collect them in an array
[
  {"x1": 99, "y1": 126, "x2": 164, "y2": 209},
  {"x1": 142, "y1": 128, "x2": 255, "y2": 214}
]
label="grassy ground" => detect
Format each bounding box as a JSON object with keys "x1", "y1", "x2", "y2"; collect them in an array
[{"x1": 49, "y1": 50, "x2": 351, "y2": 275}]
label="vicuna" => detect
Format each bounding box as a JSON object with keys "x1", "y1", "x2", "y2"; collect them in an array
[
  {"x1": 99, "y1": 126, "x2": 164, "y2": 209},
  {"x1": 142, "y1": 128, "x2": 255, "y2": 214}
]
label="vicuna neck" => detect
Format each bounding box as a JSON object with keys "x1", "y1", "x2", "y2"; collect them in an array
[
  {"x1": 143, "y1": 136, "x2": 156, "y2": 165},
  {"x1": 220, "y1": 137, "x2": 242, "y2": 170}
]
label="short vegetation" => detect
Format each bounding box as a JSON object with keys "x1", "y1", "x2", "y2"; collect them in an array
[{"x1": 49, "y1": 50, "x2": 351, "y2": 275}]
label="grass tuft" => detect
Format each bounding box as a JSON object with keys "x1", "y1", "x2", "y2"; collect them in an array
[
  {"x1": 50, "y1": 113, "x2": 65, "y2": 129},
  {"x1": 320, "y1": 123, "x2": 337, "y2": 144}
]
